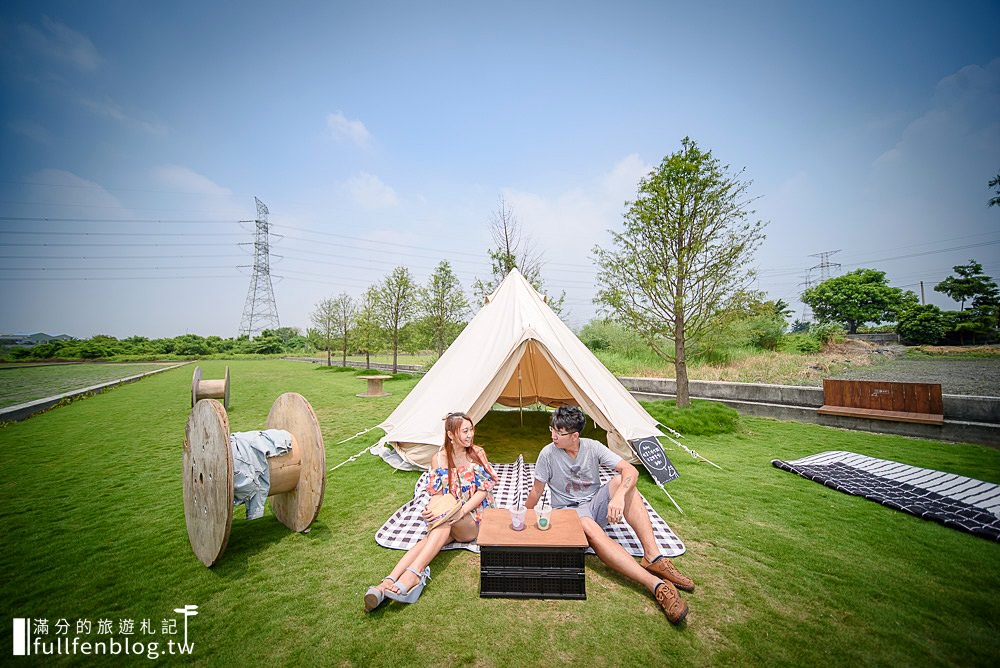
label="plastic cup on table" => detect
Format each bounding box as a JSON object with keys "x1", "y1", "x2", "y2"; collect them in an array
[
  {"x1": 536, "y1": 505, "x2": 552, "y2": 531},
  {"x1": 511, "y1": 506, "x2": 526, "y2": 531}
]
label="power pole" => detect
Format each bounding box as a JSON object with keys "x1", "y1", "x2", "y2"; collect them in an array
[{"x1": 239, "y1": 197, "x2": 280, "y2": 338}]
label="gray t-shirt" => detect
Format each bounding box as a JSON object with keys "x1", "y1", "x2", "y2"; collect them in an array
[{"x1": 534, "y1": 438, "x2": 623, "y2": 508}]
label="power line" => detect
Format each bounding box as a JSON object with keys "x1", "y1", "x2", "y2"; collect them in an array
[{"x1": 0, "y1": 216, "x2": 241, "y2": 224}]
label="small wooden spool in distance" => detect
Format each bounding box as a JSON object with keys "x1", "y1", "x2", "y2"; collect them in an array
[
  {"x1": 191, "y1": 366, "x2": 231, "y2": 409},
  {"x1": 183, "y1": 392, "x2": 326, "y2": 567}
]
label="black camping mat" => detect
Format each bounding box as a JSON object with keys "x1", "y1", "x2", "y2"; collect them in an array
[{"x1": 772, "y1": 450, "x2": 1000, "y2": 542}]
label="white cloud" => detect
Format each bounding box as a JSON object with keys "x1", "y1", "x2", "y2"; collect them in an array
[
  {"x1": 80, "y1": 96, "x2": 167, "y2": 135},
  {"x1": 19, "y1": 15, "x2": 102, "y2": 72},
  {"x1": 344, "y1": 172, "x2": 398, "y2": 209},
  {"x1": 505, "y1": 155, "x2": 654, "y2": 258},
  {"x1": 18, "y1": 169, "x2": 126, "y2": 213},
  {"x1": 326, "y1": 111, "x2": 372, "y2": 147},
  {"x1": 600, "y1": 153, "x2": 652, "y2": 202},
  {"x1": 866, "y1": 57, "x2": 1000, "y2": 244},
  {"x1": 151, "y1": 165, "x2": 232, "y2": 198},
  {"x1": 7, "y1": 120, "x2": 52, "y2": 145},
  {"x1": 873, "y1": 58, "x2": 1000, "y2": 171}
]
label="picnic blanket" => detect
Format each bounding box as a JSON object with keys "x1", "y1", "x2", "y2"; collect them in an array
[
  {"x1": 772, "y1": 450, "x2": 1000, "y2": 542},
  {"x1": 375, "y1": 456, "x2": 686, "y2": 557}
]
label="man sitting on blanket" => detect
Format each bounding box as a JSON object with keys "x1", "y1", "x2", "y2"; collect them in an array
[{"x1": 524, "y1": 406, "x2": 694, "y2": 625}]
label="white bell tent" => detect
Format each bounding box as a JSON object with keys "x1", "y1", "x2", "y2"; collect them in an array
[{"x1": 373, "y1": 268, "x2": 664, "y2": 470}]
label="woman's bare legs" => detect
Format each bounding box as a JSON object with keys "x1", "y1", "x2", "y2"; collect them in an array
[{"x1": 384, "y1": 515, "x2": 479, "y2": 592}]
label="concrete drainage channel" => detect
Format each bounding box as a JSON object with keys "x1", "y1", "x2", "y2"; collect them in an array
[
  {"x1": 0, "y1": 362, "x2": 191, "y2": 423},
  {"x1": 620, "y1": 377, "x2": 1000, "y2": 447}
]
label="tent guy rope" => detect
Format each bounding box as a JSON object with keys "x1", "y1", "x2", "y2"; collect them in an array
[{"x1": 660, "y1": 426, "x2": 723, "y2": 470}]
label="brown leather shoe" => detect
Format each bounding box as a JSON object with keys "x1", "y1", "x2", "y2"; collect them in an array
[
  {"x1": 641, "y1": 556, "x2": 695, "y2": 592},
  {"x1": 654, "y1": 581, "x2": 688, "y2": 624}
]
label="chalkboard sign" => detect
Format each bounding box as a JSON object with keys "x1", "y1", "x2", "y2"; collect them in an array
[{"x1": 628, "y1": 436, "x2": 680, "y2": 486}]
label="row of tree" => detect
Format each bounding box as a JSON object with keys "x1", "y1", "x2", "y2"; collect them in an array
[
  {"x1": 2, "y1": 329, "x2": 309, "y2": 360},
  {"x1": 801, "y1": 260, "x2": 999, "y2": 344},
  {"x1": 310, "y1": 261, "x2": 469, "y2": 372},
  {"x1": 306, "y1": 196, "x2": 569, "y2": 372}
]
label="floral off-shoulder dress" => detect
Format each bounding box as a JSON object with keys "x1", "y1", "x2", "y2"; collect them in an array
[{"x1": 426, "y1": 461, "x2": 497, "y2": 525}]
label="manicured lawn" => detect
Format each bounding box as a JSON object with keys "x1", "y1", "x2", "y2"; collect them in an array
[
  {"x1": 1, "y1": 360, "x2": 998, "y2": 666},
  {"x1": 0, "y1": 362, "x2": 180, "y2": 408}
]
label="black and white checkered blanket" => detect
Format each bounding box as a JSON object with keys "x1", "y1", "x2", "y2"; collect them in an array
[
  {"x1": 375, "y1": 456, "x2": 686, "y2": 557},
  {"x1": 772, "y1": 450, "x2": 1000, "y2": 542}
]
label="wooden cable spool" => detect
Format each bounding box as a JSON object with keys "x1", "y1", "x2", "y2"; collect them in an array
[
  {"x1": 191, "y1": 365, "x2": 231, "y2": 408},
  {"x1": 182, "y1": 392, "x2": 326, "y2": 567}
]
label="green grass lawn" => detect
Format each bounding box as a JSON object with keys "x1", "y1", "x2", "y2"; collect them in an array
[
  {"x1": 1, "y1": 360, "x2": 998, "y2": 666},
  {"x1": 0, "y1": 362, "x2": 180, "y2": 409}
]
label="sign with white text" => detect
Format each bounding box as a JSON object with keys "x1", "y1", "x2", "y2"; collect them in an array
[{"x1": 628, "y1": 436, "x2": 680, "y2": 486}]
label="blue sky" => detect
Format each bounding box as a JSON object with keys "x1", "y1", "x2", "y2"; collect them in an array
[{"x1": 1, "y1": 1, "x2": 998, "y2": 339}]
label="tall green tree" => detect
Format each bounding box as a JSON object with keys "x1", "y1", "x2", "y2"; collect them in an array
[
  {"x1": 593, "y1": 137, "x2": 766, "y2": 407},
  {"x1": 801, "y1": 268, "x2": 917, "y2": 334},
  {"x1": 934, "y1": 260, "x2": 999, "y2": 311},
  {"x1": 422, "y1": 260, "x2": 470, "y2": 356},
  {"x1": 377, "y1": 266, "x2": 419, "y2": 372},
  {"x1": 310, "y1": 298, "x2": 339, "y2": 366},
  {"x1": 332, "y1": 294, "x2": 357, "y2": 363},
  {"x1": 352, "y1": 286, "x2": 384, "y2": 368}
]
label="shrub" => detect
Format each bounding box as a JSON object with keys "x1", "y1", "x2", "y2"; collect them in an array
[
  {"x1": 578, "y1": 319, "x2": 650, "y2": 356},
  {"x1": 747, "y1": 316, "x2": 786, "y2": 351},
  {"x1": 811, "y1": 322, "x2": 846, "y2": 346},
  {"x1": 640, "y1": 399, "x2": 741, "y2": 436},
  {"x1": 896, "y1": 305, "x2": 947, "y2": 345},
  {"x1": 780, "y1": 332, "x2": 821, "y2": 353}
]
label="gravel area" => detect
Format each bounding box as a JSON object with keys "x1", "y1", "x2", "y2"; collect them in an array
[{"x1": 831, "y1": 356, "x2": 1000, "y2": 397}]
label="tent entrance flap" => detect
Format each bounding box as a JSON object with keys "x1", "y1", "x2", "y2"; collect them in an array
[{"x1": 496, "y1": 340, "x2": 574, "y2": 407}]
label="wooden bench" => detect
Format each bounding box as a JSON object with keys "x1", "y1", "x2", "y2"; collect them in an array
[{"x1": 818, "y1": 379, "x2": 944, "y2": 425}]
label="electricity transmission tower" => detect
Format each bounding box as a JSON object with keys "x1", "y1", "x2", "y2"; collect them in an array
[
  {"x1": 239, "y1": 197, "x2": 280, "y2": 338},
  {"x1": 799, "y1": 251, "x2": 841, "y2": 322},
  {"x1": 799, "y1": 271, "x2": 814, "y2": 321},
  {"x1": 809, "y1": 250, "x2": 842, "y2": 283}
]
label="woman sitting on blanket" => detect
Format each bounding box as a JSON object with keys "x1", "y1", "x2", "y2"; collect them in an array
[{"x1": 365, "y1": 411, "x2": 497, "y2": 612}]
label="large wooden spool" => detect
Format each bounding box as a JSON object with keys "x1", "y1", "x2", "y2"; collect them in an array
[
  {"x1": 183, "y1": 392, "x2": 326, "y2": 567},
  {"x1": 192, "y1": 365, "x2": 231, "y2": 409}
]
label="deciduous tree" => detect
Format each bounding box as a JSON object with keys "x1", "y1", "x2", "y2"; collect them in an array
[
  {"x1": 934, "y1": 260, "x2": 999, "y2": 311},
  {"x1": 331, "y1": 294, "x2": 357, "y2": 363},
  {"x1": 377, "y1": 266, "x2": 419, "y2": 372},
  {"x1": 473, "y1": 195, "x2": 565, "y2": 314},
  {"x1": 593, "y1": 137, "x2": 766, "y2": 407},
  {"x1": 310, "y1": 298, "x2": 339, "y2": 366},
  {"x1": 801, "y1": 268, "x2": 917, "y2": 334},
  {"x1": 352, "y1": 286, "x2": 384, "y2": 368},
  {"x1": 422, "y1": 260, "x2": 469, "y2": 356}
]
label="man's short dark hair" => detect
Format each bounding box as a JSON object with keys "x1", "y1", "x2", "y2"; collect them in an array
[{"x1": 551, "y1": 406, "x2": 586, "y2": 434}]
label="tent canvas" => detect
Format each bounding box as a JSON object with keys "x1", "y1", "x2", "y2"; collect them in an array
[{"x1": 374, "y1": 269, "x2": 664, "y2": 470}]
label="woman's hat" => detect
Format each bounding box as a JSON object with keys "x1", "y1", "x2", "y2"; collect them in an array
[{"x1": 426, "y1": 494, "x2": 462, "y2": 529}]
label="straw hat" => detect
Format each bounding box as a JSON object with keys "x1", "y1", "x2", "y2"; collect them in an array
[{"x1": 426, "y1": 494, "x2": 462, "y2": 529}]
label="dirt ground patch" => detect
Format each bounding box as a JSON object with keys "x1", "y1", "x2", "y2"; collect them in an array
[{"x1": 829, "y1": 354, "x2": 1000, "y2": 396}]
